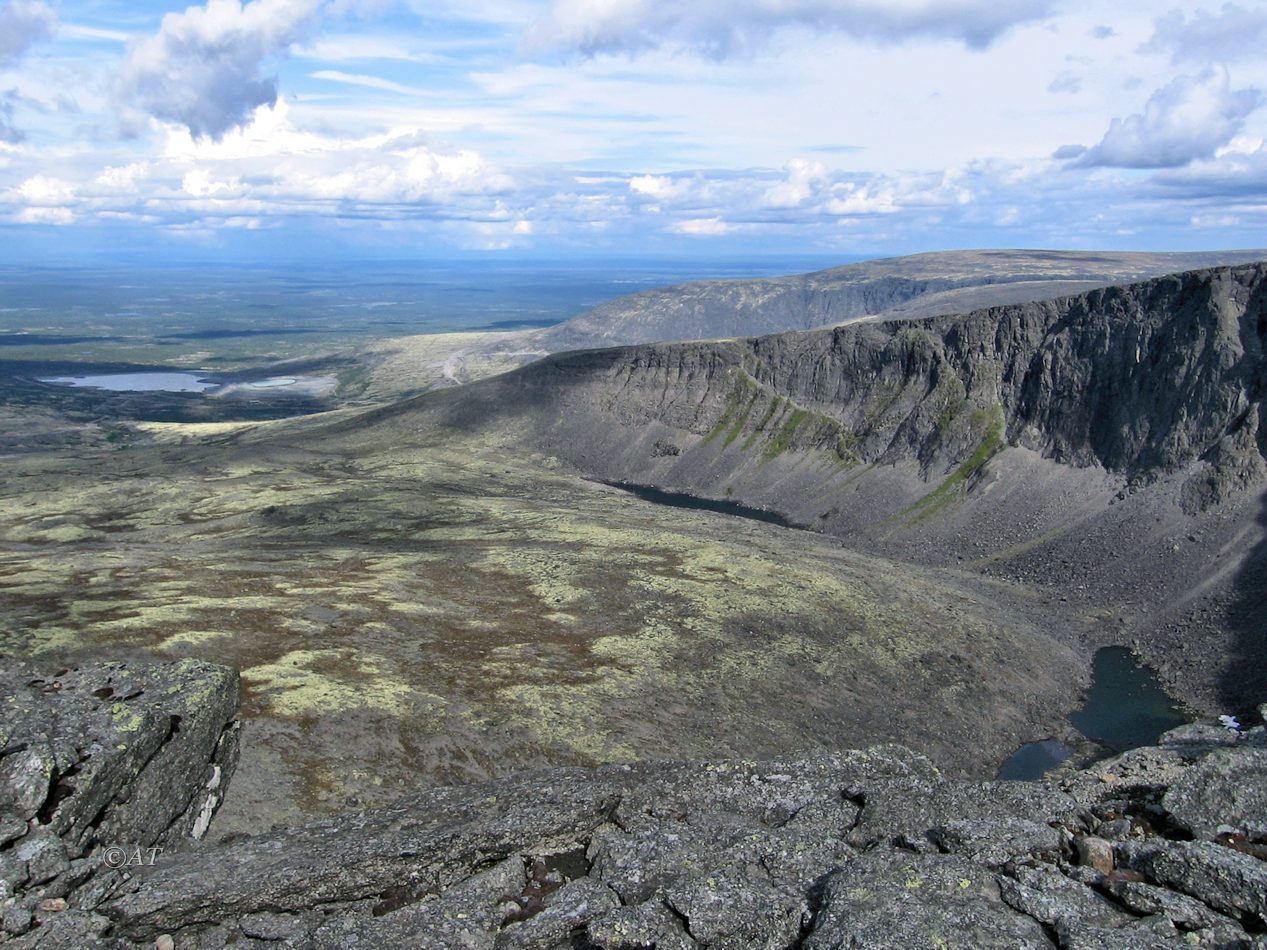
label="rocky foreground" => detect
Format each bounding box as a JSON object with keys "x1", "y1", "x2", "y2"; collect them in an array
[{"x1": 1, "y1": 659, "x2": 1265, "y2": 948}]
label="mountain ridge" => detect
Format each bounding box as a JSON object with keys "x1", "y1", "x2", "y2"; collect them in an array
[
  {"x1": 359, "y1": 262, "x2": 1267, "y2": 714},
  {"x1": 492, "y1": 248, "x2": 1267, "y2": 352}
]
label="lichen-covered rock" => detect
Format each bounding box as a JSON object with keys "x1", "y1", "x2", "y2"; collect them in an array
[
  {"x1": 1100, "y1": 878, "x2": 1235, "y2": 930},
  {"x1": 997, "y1": 863, "x2": 1133, "y2": 930},
  {"x1": 846, "y1": 776, "x2": 1085, "y2": 852},
  {"x1": 934, "y1": 819, "x2": 1066, "y2": 867},
  {"x1": 306, "y1": 856, "x2": 524, "y2": 949},
  {"x1": 585, "y1": 900, "x2": 697, "y2": 949},
  {"x1": 0, "y1": 657, "x2": 239, "y2": 930},
  {"x1": 1162, "y1": 747, "x2": 1267, "y2": 839},
  {"x1": 805, "y1": 852, "x2": 1052, "y2": 948},
  {"x1": 1116, "y1": 839, "x2": 1267, "y2": 921},
  {"x1": 494, "y1": 876, "x2": 620, "y2": 949},
  {"x1": 104, "y1": 768, "x2": 623, "y2": 941}
]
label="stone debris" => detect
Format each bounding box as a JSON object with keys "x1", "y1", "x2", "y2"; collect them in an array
[{"x1": 3, "y1": 658, "x2": 1266, "y2": 948}]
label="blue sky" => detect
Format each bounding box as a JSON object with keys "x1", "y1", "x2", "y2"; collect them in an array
[{"x1": 0, "y1": 0, "x2": 1265, "y2": 262}]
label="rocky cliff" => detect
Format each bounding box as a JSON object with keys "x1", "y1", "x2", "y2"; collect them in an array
[
  {"x1": 2, "y1": 658, "x2": 1265, "y2": 948},
  {"x1": 447, "y1": 263, "x2": 1267, "y2": 493}
]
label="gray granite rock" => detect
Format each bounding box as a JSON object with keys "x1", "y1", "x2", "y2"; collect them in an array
[
  {"x1": 586, "y1": 900, "x2": 697, "y2": 949},
  {"x1": 1116, "y1": 839, "x2": 1267, "y2": 920},
  {"x1": 805, "y1": 851, "x2": 1053, "y2": 949},
  {"x1": 494, "y1": 876, "x2": 620, "y2": 949},
  {"x1": 306, "y1": 855, "x2": 524, "y2": 949},
  {"x1": 1163, "y1": 747, "x2": 1267, "y2": 839},
  {"x1": 0, "y1": 657, "x2": 239, "y2": 939},
  {"x1": 8, "y1": 654, "x2": 1267, "y2": 950},
  {"x1": 1100, "y1": 878, "x2": 1235, "y2": 930},
  {"x1": 998, "y1": 862, "x2": 1134, "y2": 930},
  {"x1": 104, "y1": 770, "x2": 622, "y2": 941}
]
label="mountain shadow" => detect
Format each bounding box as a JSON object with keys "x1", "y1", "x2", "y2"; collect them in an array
[{"x1": 1224, "y1": 486, "x2": 1267, "y2": 716}]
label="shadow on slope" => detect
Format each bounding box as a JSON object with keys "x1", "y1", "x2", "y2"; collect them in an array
[{"x1": 1226, "y1": 487, "x2": 1267, "y2": 715}]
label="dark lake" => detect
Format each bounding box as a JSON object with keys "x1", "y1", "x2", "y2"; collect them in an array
[
  {"x1": 604, "y1": 482, "x2": 798, "y2": 529},
  {"x1": 997, "y1": 645, "x2": 1190, "y2": 781}
]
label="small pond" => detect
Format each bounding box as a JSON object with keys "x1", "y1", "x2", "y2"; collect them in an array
[{"x1": 998, "y1": 645, "x2": 1191, "y2": 780}]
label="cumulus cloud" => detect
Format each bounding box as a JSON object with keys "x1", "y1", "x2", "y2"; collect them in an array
[
  {"x1": 1152, "y1": 142, "x2": 1267, "y2": 200},
  {"x1": 629, "y1": 174, "x2": 692, "y2": 201},
  {"x1": 0, "y1": 0, "x2": 55, "y2": 68},
  {"x1": 761, "y1": 158, "x2": 827, "y2": 208},
  {"x1": 1146, "y1": 3, "x2": 1267, "y2": 64},
  {"x1": 528, "y1": 0, "x2": 1056, "y2": 58},
  {"x1": 116, "y1": 0, "x2": 325, "y2": 140},
  {"x1": 1063, "y1": 70, "x2": 1262, "y2": 169}
]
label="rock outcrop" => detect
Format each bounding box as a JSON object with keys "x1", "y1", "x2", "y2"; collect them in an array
[
  {"x1": 4, "y1": 659, "x2": 1266, "y2": 949},
  {"x1": 0, "y1": 659, "x2": 239, "y2": 944}
]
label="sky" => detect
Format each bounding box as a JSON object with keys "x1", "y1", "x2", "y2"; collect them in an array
[{"x1": 0, "y1": 0, "x2": 1265, "y2": 262}]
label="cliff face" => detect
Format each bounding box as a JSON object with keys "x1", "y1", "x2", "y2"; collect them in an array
[
  {"x1": 428, "y1": 264, "x2": 1267, "y2": 524},
  {"x1": 440, "y1": 264, "x2": 1267, "y2": 509}
]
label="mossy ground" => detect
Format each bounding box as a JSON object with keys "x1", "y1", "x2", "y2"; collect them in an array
[{"x1": 0, "y1": 406, "x2": 1068, "y2": 833}]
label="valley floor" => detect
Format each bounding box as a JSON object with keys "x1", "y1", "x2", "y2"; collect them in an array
[{"x1": 0, "y1": 413, "x2": 1089, "y2": 836}]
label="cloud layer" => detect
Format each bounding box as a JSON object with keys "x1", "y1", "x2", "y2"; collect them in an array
[
  {"x1": 2, "y1": 1, "x2": 1267, "y2": 257},
  {"x1": 1147, "y1": 3, "x2": 1267, "y2": 65},
  {"x1": 0, "y1": 0, "x2": 54, "y2": 68},
  {"x1": 529, "y1": 0, "x2": 1056, "y2": 57}
]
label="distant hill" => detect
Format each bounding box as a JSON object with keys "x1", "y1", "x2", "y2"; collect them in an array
[
  {"x1": 510, "y1": 249, "x2": 1267, "y2": 351},
  {"x1": 376, "y1": 249, "x2": 1267, "y2": 393}
]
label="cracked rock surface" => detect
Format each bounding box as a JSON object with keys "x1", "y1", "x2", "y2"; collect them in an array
[
  {"x1": 3, "y1": 659, "x2": 1266, "y2": 948},
  {"x1": 0, "y1": 658, "x2": 240, "y2": 944}
]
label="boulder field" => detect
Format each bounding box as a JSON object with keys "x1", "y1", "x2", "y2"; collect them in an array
[{"x1": 1, "y1": 658, "x2": 1264, "y2": 949}]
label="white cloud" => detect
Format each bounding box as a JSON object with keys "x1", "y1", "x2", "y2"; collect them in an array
[
  {"x1": 629, "y1": 174, "x2": 690, "y2": 201},
  {"x1": 309, "y1": 69, "x2": 425, "y2": 96},
  {"x1": 761, "y1": 158, "x2": 826, "y2": 209},
  {"x1": 823, "y1": 181, "x2": 899, "y2": 215},
  {"x1": 529, "y1": 0, "x2": 1058, "y2": 57},
  {"x1": 15, "y1": 173, "x2": 75, "y2": 204},
  {"x1": 60, "y1": 23, "x2": 132, "y2": 43},
  {"x1": 14, "y1": 205, "x2": 73, "y2": 223},
  {"x1": 669, "y1": 216, "x2": 734, "y2": 235},
  {"x1": 1065, "y1": 70, "x2": 1262, "y2": 169},
  {"x1": 116, "y1": 0, "x2": 325, "y2": 140},
  {"x1": 0, "y1": 0, "x2": 54, "y2": 68},
  {"x1": 294, "y1": 35, "x2": 424, "y2": 62}
]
